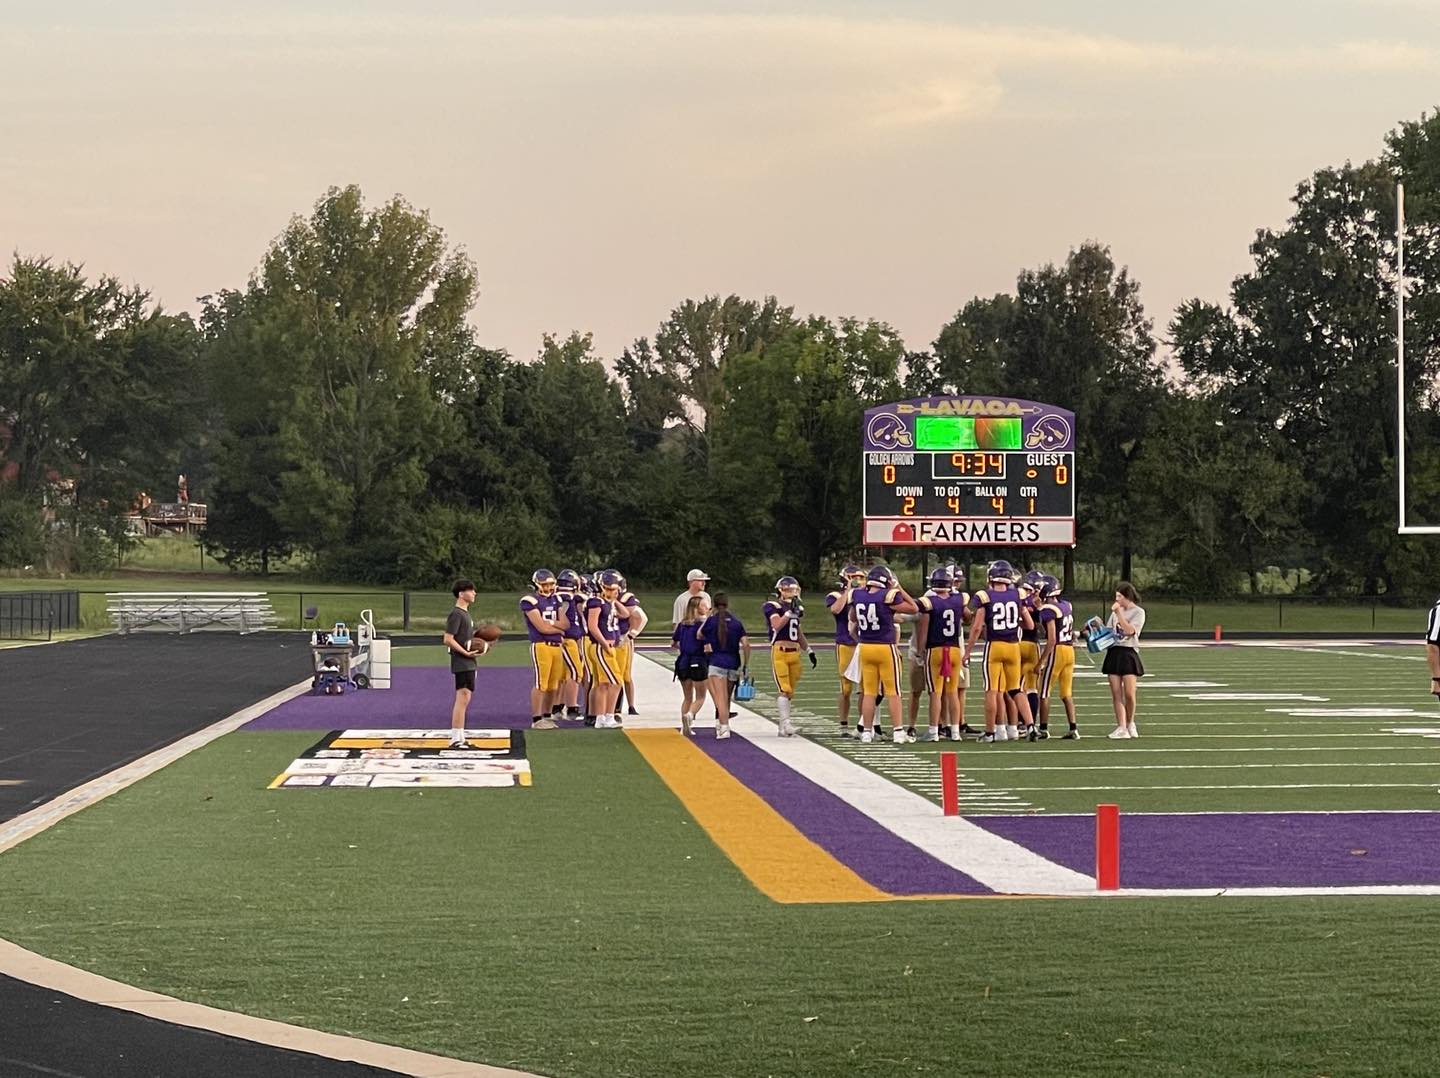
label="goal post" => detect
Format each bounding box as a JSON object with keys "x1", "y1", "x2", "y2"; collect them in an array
[{"x1": 1395, "y1": 182, "x2": 1440, "y2": 533}]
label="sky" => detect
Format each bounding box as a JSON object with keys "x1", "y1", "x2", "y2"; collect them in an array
[{"x1": 1, "y1": 1, "x2": 1436, "y2": 360}]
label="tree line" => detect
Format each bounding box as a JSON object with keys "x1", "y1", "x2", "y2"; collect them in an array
[{"x1": 2, "y1": 110, "x2": 1439, "y2": 597}]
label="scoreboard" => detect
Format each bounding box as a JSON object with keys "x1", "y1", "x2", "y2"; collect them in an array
[{"x1": 862, "y1": 396, "x2": 1076, "y2": 547}]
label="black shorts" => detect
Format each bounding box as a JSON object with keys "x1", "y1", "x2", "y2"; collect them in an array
[
  {"x1": 1102, "y1": 647, "x2": 1144, "y2": 678},
  {"x1": 454, "y1": 670, "x2": 477, "y2": 692},
  {"x1": 675, "y1": 656, "x2": 710, "y2": 682}
]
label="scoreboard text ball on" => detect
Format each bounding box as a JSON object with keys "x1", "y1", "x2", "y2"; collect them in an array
[{"x1": 862, "y1": 397, "x2": 1076, "y2": 547}]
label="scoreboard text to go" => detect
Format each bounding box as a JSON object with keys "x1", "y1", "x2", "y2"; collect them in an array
[{"x1": 863, "y1": 451, "x2": 1075, "y2": 518}]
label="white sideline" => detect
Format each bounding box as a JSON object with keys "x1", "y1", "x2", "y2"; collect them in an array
[
  {"x1": 630, "y1": 653, "x2": 1094, "y2": 895},
  {"x1": 0, "y1": 677, "x2": 313, "y2": 856},
  {"x1": 0, "y1": 673, "x2": 542, "y2": 1078}
]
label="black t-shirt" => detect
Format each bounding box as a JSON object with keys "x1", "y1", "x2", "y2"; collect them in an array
[{"x1": 446, "y1": 606, "x2": 476, "y2": 673}]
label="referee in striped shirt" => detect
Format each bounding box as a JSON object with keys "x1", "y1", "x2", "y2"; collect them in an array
[{"x1": 1427, "y1": 597, "x2": 1440, "y2": 696}]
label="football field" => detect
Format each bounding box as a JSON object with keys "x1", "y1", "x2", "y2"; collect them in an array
[
  {"x1": 743, "y1": 641, "x2": 1440, "y2": 814},
  {"x1": 4, "y1": 638, "x2": 1440, "y2": 1076}
]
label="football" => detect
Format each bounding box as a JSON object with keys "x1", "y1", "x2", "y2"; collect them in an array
[{"x1": 475, "y1": 624, "x2": 503, "y2": 643}]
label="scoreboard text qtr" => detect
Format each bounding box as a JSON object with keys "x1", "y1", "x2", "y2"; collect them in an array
[{"x1": 862, "y1": 397, "x2": 1076, "y2": 547}]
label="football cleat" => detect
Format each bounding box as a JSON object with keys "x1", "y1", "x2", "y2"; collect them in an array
[{"x1": 532, "y1": 568, "x2": 558, "y2": 595}]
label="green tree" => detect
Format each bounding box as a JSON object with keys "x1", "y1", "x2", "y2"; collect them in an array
[
  {"x1": 1129, "y1": 391, "x2": 1306, "y2": 595},
  {"x1": 711, "y1": 316, "x2": 905, "y2": 582},
  {"x1": 202, "y1": 186, "x2": 478, "y2": 581},
  {"x1": 653, "y1": 295, "x2": 795, "y2": 440},
  {"x1": 1169, "y1": 134, "x2": 1440, "y2": 595},
  {"x1": 915, "y1": 244, "x2": 1166, "y2": 587},
  {"x1": 0, "y1": 256, "x2": 202, "y2": 568}
]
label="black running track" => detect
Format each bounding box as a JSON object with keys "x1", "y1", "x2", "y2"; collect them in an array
[{"x1": 0, "y1": 633, "x2": 416, "y2": 1077}]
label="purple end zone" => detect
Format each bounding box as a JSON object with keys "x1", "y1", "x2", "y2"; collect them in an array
[
  {"x1": 973, "y1": 812, "x2": 1440, "y2": 889},
  {"x1": 241, "y1": 666, "x2": 538, "y2": 730},
  {"x1": 693, "y1": 732, "x2": 992, "y2": 896}
]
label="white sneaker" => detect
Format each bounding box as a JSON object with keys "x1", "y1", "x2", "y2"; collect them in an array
[
  {"x1": 1107, "y1": 726, "x2": 1130, "y2": 739},
  {"x1": 681, "y1": 713, "x2": 693, "y2": 736},
  {"x1": 995, "y1": 726, "x2": 1010, "y2": 742},
  {"x1": 1006, "y1": 725, "x2": 1019, "y2": 742},
  {"x1": 778, "y1": 718, "x2": 797, "y2": 737},
  {"x1": 1127, "y1": 723, "x2": 1140, "y2": 738},
  {"x1": 860, "y1": 728, "x2": 875, "y2": 744},
  {"x1": 892, "y1": 728, "x2": 907, "y2": 744},
  {"x1": 921, "y1": 728, "x2": 941, "y2": 742},
  {"x1": 596, "y1": 715, "x2": 622, "y2": 729},
  {"x1": 716, "y1": 723, "x2": 732, "y2": 740}
]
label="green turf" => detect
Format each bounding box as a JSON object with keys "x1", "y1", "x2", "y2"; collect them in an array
[
  {"x1": 741, "y1": 644, "x2": 1440, "y2": 814},
  {"x1": 4, "y1": 720, "x2": 1440, "y2": 1076}
]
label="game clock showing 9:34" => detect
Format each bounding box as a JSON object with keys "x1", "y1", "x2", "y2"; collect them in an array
[{"x1": 861, "y1": 397, "x2": 1076, "y2": 548}]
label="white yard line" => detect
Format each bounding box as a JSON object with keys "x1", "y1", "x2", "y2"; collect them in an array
[{"x1": 632, "y1": 655, "x2": 1092, "y2": 895}]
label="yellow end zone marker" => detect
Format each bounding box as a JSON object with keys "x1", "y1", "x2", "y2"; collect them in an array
[{"x1": 625, "y1": 728, "x2": 892, "y2": 904}]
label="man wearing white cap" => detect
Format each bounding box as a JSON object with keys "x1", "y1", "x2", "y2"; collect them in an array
[{"x1": 673, "y1": 570, "x2": 712, "y2": 627}]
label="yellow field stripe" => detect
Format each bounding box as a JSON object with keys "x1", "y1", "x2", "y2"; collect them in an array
[{"x1": 625, "y1": 729, "x2": 892, "y2": 904}]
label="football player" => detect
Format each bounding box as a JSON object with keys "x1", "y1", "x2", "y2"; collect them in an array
[
  {"x1": 915, "y1": 566, "x2": 970, "y2": 741},
  {"x1": 764, "y1": 575, "x2": 816, "y2": 737},
  {"x1": 849, "y1": 566, "x2": 919, "y2": 743},
  {"x1": 521, "y1": 570, "x2": 568, "y2": 729},
  {"x1": 612, "y1": 573, "x2": 648, "y2": 725},
  {"x1": 1018, "y1": 569, "x2": 1046, "y2": 725},
  {"x1": 1036, "y1": 574, "x2": 1079, "y2": 739},
  {"x1": 826, "y1": 564, "x2": 867, "y2": 737},
  {"x1": 964, "y1": 559, "x2": 1036, "y2": 743},
  {"x1": 585, "y1": 570, "x2": 626, "y2": 727},
  {"x1": 555, "y1": 569, "x2": 587, "y2": 720}
]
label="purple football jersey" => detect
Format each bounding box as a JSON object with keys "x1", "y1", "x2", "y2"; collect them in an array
[
  {"x1": 851, "y1": 586, "x2": 901, "y2": 644},
  {"x1": 1039, "y1": 598, "x2": 1075, "y2": 646},
  {"x1": 586, "y1": 596, "x2": 622, "y2": 644},
  {"x1": 970, "y1": 585, "x2": 1026, "y2": 643},
  {"x1": 520, "y1": 593, "x2": 564, "y2": 642},
  {"x1": 826, "y1": 590, "x2": 857, "y2": 647},
  {"x1": 763, "y1": 599, "x2": 802, "y2": 645},
  {"x1": 558, "y1": 591, "x2": 586, "y2": 639},
  {"x1": 920, "y1": 592, "x2": 967, "y2": 648}
]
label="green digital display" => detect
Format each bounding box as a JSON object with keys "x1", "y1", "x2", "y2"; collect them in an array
[
  {"x1": 914, "y1": 416, "x2": 977, "y2": 450},
  {"x1": 974, "y1": 416, "x2": 1022, "y2": 450},
  {"x1": 914, "y1": 415, "x2": 1022, "y2": 450}
]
